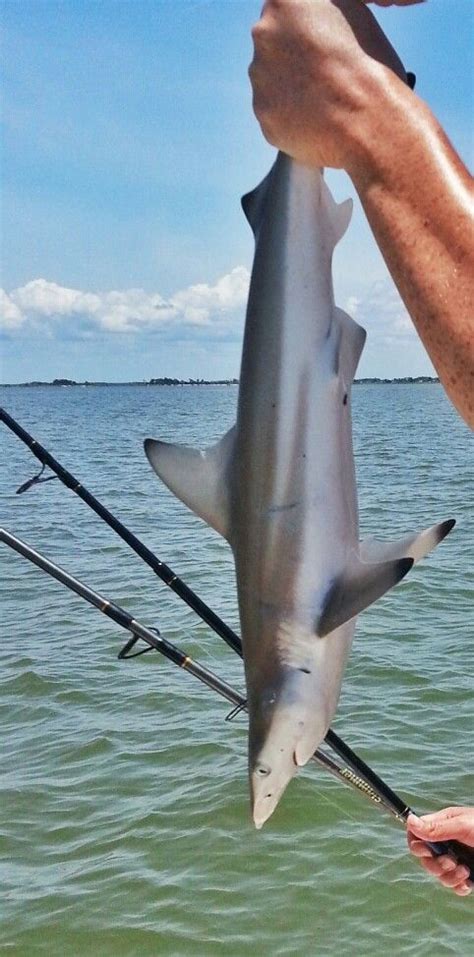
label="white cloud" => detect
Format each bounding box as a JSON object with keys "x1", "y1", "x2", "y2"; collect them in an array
[
  {"x1": 345, "y1": 277, "x2": 435, "y2": 378},
  {"x1": 171, "y1": 266, "x2": 249, "y2": 327},
  {"x1": 1, "y1": 267, "x2": 250, "y2": 337},
  {"x1": 12, "y1": 278, "x2": 101, "y2": 319},
  {"x1": 2, "y1": 269, "x2": 432, "y2": 382},
  {"x1": 346, "y1": 279, "x2": 416, "y2": 344},
  {"x1": 0, "y1": 289, "x2": 24, "y2": 330}
]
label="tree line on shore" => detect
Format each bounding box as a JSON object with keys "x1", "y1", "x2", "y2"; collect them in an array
[{"x1": 4, "y1": 375, "x2": 439, "y2": 387}]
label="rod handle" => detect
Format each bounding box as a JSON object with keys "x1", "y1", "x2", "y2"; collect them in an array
[{"x1": 427, "y1": 839, "x2": 474, "y2": 881}]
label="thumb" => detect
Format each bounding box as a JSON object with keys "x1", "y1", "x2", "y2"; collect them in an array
[{"x1": 407, "y1": 808, "x2": 474, "y2": 846}]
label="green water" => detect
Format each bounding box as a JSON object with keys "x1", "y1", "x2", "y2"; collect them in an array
[{"x1": 1, "y1": 384, "x2": 472, "y2": 955}]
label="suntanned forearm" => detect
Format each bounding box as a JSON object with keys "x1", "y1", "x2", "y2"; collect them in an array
[
  {"x1": 348, "y1": 67, "x2": 474, "y2": 427},
  {"x1": 250, "y1": 0, "x2": 474, "y2": 428}
]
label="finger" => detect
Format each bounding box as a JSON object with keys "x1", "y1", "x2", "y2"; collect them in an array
[
  {"x1": 407, "y1": 809, "x2": 472, "y2": 842},
  {"x1": 438, "y1": 867, "x2": 471, "y2": 889},
  {"x1": 438, "y1": 857, "x2": 470, "y2": 882},
  {"x1": 410, "y1": 807, "x2": 466, "y2": 825},
  {"x1": 417, "y1": 855, "x2": 470, "y2": 886},
  {"x1": 407, "y1": 836, "x2": 434, "y2": 859},
  {"x1": 454, "y1": 883, "x2": 472, "y2": 897},
  {"x1": 418, "y1": 855, "x2": 451, "y2": 878}
]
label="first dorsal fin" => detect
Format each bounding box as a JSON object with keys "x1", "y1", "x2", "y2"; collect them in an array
[
  {"x1": 317, "y1": 555, "x2": 413, "y2": 637},
  {"x1": 144, "y1": 426, "x2": 236, "y2": 541}
]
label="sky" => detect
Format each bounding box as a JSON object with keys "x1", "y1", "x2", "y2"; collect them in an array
[{"x1": 1, "y1": 0, "x2": 472, "y2": 383}]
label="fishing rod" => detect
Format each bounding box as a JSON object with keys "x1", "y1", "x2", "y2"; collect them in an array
[
  {"x1": 2, "y1": 411, "x2": 473, "y2": 876},
  {"x1": 0, "y1": 407, "x2": 241, "y2": 657},
  {"x1": 0, "y1": 526, "x2": 392, "y2": 813},
  {"x1": 4, "y1": 526, "x2": 473, "y2": 881},
  {"x1": 1, "y1": 527, "x2": 242, "y2": 703}
]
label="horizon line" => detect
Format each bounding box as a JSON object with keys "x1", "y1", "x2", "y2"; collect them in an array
[{"x1": 1, "y1": 376, "x2": 441, "y2": 388}]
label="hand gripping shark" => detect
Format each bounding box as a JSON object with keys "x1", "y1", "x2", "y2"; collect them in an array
[{"x1": 145, "y1": 153, "x2": 454, "y2": 829}]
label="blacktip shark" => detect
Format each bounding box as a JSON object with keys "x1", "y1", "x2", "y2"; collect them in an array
[{"x1": 145, "y1": 152, "x2": 454, "y2": 829}]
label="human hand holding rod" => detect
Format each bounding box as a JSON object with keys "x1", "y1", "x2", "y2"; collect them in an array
[{"x1": 407, "y1": 808, "x2": 474, "y2": 896}]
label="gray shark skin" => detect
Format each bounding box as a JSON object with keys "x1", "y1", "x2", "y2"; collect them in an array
[{"x1": 144, "y1": 152, "x2": 454, "y2": 829}]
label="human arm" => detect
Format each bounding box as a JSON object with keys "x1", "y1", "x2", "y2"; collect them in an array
[
  {"x1": 350, "y1": 79, "x2": 474, "y2": 428},
  {"x1": 249, "y1": 0, "x2": 474, "y2": 427},
  {"x1": 407, "y1": 808, "x2": 474, "y2": 895}
]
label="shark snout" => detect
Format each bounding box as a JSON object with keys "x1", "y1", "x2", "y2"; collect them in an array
[
  {"x1": 249, "y1": 679, "x2": 330, "y2": 829},
  {"x1": 251, "y1": 751, "x2": 298, "y2": 830}
]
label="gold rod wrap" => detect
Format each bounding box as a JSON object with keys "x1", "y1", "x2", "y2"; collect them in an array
[{"x1": 339, "y1": 767, "x2": 382, "y2": 804}]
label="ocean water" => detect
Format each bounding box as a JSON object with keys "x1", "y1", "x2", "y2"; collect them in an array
[{"x1": 0, "y1": 383, "x2": 472, "y2": 956}]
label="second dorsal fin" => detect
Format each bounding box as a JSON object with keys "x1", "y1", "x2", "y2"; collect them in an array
[{"x1": 241, "y1": 168, "x2": 273, "y2": 237}]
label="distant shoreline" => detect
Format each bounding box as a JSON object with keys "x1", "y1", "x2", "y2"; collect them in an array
[{"x1": 1, "y1": 376, "x2": 440, "y2": 387}]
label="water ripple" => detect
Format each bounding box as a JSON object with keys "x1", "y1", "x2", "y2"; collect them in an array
[{"x1": 1, "y1": 384, "x2": 472, "y2": 955}]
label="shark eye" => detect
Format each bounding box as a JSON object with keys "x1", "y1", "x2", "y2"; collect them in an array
[{"x1": 256, "y1": 764, "x2": 271, "y2": 777}]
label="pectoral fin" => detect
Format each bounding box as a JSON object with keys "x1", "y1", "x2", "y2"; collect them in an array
[
  {"x1": 317, "y1": 556, "x2": 414, "y2": 638},
  {"x1": 144, "y1": 426, "x2": 236, "y2": 541},
  {"x1": 360, "y1": 519, "x2": 455, "y2": 565}
]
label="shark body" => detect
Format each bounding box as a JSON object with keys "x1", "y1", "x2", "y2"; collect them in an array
[{"x1": 145, "y1": 153, "x2": 454, "y2": 828}]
